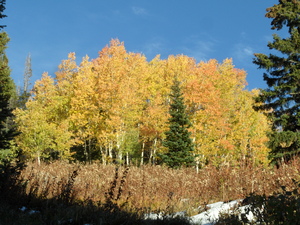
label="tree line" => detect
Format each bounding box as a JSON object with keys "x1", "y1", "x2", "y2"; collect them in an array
[
  {"x1": 12, "y1": 40, "x2": 271, "y2": 167},
  {"x1": 1, "y1": 0, "x2": 300, "y2": 169}
]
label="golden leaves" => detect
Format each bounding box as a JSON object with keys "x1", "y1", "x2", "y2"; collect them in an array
[{"x1": 14, "y1": 39, "x2": 271, "y2": 166}]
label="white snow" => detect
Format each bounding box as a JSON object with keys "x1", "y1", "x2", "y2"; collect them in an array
[
  {"x1": 19, "y1": 206, "x2": 40, "y2": 215},
  {"x1": 144, "y1": 199, "x2": 256, "y2": 224},
  {"x1": 190, "y1": 200, "x2": 255, "y2": 224},
  {"x1": 19, "y1": 206, "x2": 26, "y2": 212}
]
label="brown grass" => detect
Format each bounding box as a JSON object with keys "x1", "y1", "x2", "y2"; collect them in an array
[{"x1": 18, "y1": 159, "x2": 300, "y2": 216}]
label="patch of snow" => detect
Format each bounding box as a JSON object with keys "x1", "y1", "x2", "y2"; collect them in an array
[
  {"x1": 144, "y1": 199, "x2": 256, "y2": 225},
  {"x1": 190, "y1": 200, "x2": 255, "y2": 224},
  {"x1": 144, "y1": 212, "x2": 164, "y2": 220},
  {"x1": 28, "y1": 209, "x2": 40, "y2": 215},
  {"x1": 19, "y1": 206, "x2": 27, "y2": 212},
  {"x1": 144, "y1": 210, "x2": 187, "y2": 220},
  {"x1": 190, "y1": 200, "x2": 241, "y2": 224},
  {"x1": 19, "y1": 206, "x2": 40, "y2": 215}
]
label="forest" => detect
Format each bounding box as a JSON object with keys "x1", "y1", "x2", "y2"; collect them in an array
[
  {"x1": 12, "y1": 39, "x2": 271, "y2": 168},
  {"x1": 2, "y1": 0, "x2": 300, "y2": 224}
]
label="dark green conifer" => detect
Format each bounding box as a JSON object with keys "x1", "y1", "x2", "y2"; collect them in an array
[
  {"x1": 161, "y1": 78, "x2": 195, "y2": 169},
  {"x1": 0, "y1": 0, "x2": 6, "y2": 29},
  {"x1": 253, "y1": 0, "x2": 300, "y2": 163},
  {"x1": 0, "y1": 0, "x2": 18, "y2": 163},
  {"x1": 0, "y1": 32, "x2": 15, "y2": 154}
]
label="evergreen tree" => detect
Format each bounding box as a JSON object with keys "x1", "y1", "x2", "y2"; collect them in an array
[
  {"x1": 0, "y1": 0, "x2": 6, "y2": 30},
  {"x1": 253, "y1": 0, "x2": 300, "y2": 163},
  {"x1": 161, "y1": 78, "x2": 195, "y2": 169},
  {"x1": 0, "y1": 0, "x2": 18, "y2": 163},
  {"x1": 0, "y1": 32, "x2": 15, "y2": 158}
]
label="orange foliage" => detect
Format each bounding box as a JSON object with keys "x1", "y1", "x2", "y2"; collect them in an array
[{"x1": 14, "y1": 39, "x2": 271, "y2": 167}]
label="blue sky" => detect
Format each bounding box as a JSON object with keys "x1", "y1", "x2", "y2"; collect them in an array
[{"x1": 5, "y1": 0, "x2": 278, "y2": 90}]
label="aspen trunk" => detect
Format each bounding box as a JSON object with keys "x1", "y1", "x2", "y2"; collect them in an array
[
  {"x1": 152, "y1": 138, "x2": 157, "y2": 165},
  {"x1": 118, "y1": 152, "x2": 123, "y2": 164},
  {"x1": 88, "y1": 138, "x2": 92, "y2": 164},
  {"x1": 108, "y1": 141, "x2": 113, "y2": 162},
  {"x1": 36, "y1": 152, "x2": 41, "y2": 166},
  {"x1": 140, "y1": 141, "x2": 145, "y2": 166},
  {"x1": 100, "y1": 145, "x2": 106, "y2": 165},
  {"x1": 84, "y1": 140, "x2": 88, "y2": 162},
  {"x1": 149, "y1": 150, "x2": 153, "y2": 164},
  {"x1": 126, "y1": 152, "x2": 129, "y2": 166}
]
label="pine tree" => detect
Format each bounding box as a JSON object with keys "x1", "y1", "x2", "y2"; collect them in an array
[
  {"x1": 0, "y1": 0, "x2": 6, "y2": 30},
  {"x1": 0, "y1": 0, "x2": 18, "y2": 164},
  {"x1": 0, "y1": 31, "x2": 16, "y2": 160},
  {"x1": 253, "y1": 0, "x2": 300, "y2": 163},
  {"x1": 161, "y1": 78, "x2": 195, "y2": 169}
]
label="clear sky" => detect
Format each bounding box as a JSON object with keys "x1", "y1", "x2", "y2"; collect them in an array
[{"x1": 5, "y1": 0, "x2": 278, "y2": 90}]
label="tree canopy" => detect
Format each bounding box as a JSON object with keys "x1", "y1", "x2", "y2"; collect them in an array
[{"x1": 14, "y1": 40, "x2": 271, "y2": 167}]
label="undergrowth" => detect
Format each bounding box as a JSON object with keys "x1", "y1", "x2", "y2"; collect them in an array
[
  {"x1": 2, "y1": 158, "x2": 300, "y2": 224},
  {"x1": 215, "y1": 181, "x2": 300, "y2": 224}
]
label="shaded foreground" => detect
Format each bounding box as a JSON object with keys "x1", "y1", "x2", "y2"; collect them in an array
[
  {"x1": 2, "y1": 159, "x2": 300, "y2": 224},
  {"x1": 0, "y1": 162, "x2": 191, "y2": 225}
]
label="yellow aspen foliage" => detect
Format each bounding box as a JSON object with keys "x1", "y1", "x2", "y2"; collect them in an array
[
  {"x1": 14, "y1": 73, "x2": 75, "y2": 163},
  {"x1": 13, "y1": 39, "x2": 271, "y2": 167},
  {"x1": 183, "y1": 59, "x2": 270, "y2": 167},
  {"x1": 92, "y1": 39, "x2": 149, "y2": 164}
]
